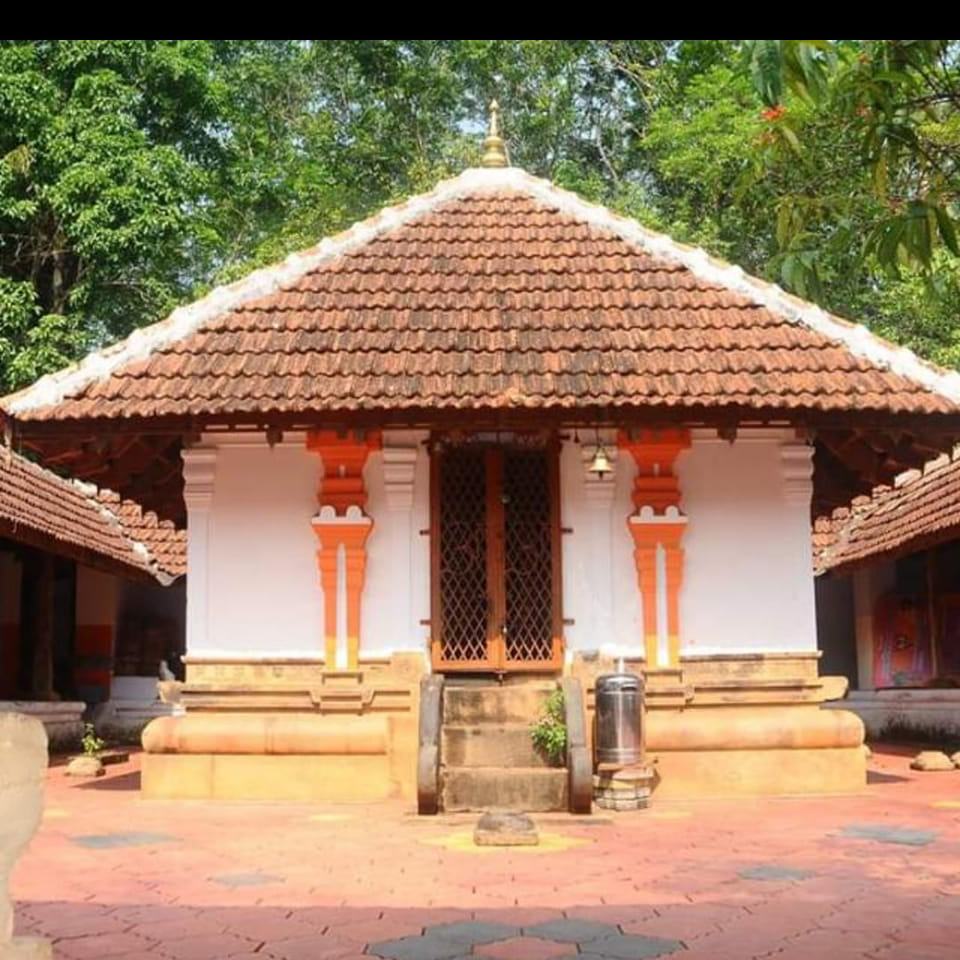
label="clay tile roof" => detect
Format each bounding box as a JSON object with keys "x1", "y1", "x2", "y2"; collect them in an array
[
  {"x1": 94, "y1": 489, "x2": 187, "y2": 580},
  {"x1": 814, "y1": 453, "x2": 960, "y2": 574},
  {"x1": 4, "y1": 167, "x2": 960, "y2": 423},
  {"x1": 0, "y1": 448, "x2": 185, "y2": 581}
]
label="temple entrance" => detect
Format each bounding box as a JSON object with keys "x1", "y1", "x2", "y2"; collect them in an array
[{"x1": 430, "y1": 438, "x2": 563, "y2": 673}]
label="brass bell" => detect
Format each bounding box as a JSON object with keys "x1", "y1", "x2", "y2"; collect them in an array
[{"x1": 588, "y1": 443, "x2": 612, "y2": 479}]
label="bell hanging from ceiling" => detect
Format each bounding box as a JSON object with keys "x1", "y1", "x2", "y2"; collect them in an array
[{"x1": 588, "y1": 441, "x2": 612, "y2": 479}]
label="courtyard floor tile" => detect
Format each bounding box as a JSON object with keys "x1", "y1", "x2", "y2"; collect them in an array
[{"x1": 11, "y1": 742, "x2": 960, "y2": 959}]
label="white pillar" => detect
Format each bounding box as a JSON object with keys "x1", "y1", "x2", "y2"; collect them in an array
[
  {"x1": 182, "y1": 446, "x2": 218, "y2": 656},
  {"x1": 581, "y1": 437, "x2": 618, "y2": 649},
  {"x1": 382, "y1": 443, "x2": 419, "y2": 653}
]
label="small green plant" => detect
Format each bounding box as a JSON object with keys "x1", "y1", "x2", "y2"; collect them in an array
[
  {"x1": 81, "y1": 723, "x2": 105, "y2": 758},
  {"x1": 530, "y1": 689, "x2": 567, "y2": 766}
]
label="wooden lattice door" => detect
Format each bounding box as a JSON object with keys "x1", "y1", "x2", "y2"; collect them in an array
[{"x1": 430, "y1": 440, "x2": 562, "y2": 672}]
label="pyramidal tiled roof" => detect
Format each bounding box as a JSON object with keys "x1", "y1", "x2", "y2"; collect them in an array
[
  {"x1": 4, "y1": 166, "x2": 960, "y2": 423},
  {"x1": 0, "y1": 448, "x2": 185, "y2": 582}
]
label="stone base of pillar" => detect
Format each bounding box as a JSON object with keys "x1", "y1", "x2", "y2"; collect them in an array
[{"x1": 140, "y1": 655, "x2": 424, "y2": 802}]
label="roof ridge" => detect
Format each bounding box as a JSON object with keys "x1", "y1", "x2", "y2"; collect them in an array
[{"x1": 4, "y1": 165, "x2": 960, "y2": 417}]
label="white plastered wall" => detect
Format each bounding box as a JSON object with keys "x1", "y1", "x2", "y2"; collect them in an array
[
  {"x1": 188, "y1": 427, "x2": 815, "y2": 663},
  {"x1": 187, "y1": 430, "x2": 431, "y2": 661},
  {"x1": 194, "y1": 434, "x2": 323, "y2": 658},
  {"x1": 361, "y1": 430, "x2": 431, "y2": 657},
  {"x1": 560, "y1": 435, "x2": 644, "y2": 659},
  {"x1": 560, "y1": 428, "x2": 817, "y2": 660},
  {"x1": 678, "y1": 428, "x2": 817, "y2": 655}
]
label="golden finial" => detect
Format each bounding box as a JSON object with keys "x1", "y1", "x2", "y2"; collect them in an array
[{"x1": 481, "y1": 99, "x2": 508, "y2": 168}]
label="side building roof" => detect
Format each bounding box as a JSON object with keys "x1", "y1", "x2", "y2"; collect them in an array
[
  {"x1": 814, "y1": 452, "x2": 960, "y2": 575},
  {"x1": 0, "y1": 447, "x2": 185, "y2": 583}
]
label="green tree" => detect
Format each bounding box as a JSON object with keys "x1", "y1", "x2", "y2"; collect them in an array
[
  {"x1": 2, "y1": 39, "x2": 960, "y2": 396},
  {"x1": 0, "y1": 40, "x2": 224, "y2": 389},
  {"x1": 743, "y1": 40, "x2": 960, "y2": 284}
]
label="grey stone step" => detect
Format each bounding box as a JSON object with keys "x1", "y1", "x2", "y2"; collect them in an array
[
  {"x1": 441, "y1": 766, "x2": 569, "y2": 812},
  {"x1": 442, "y1": 683, "x2": 556, "y2": 724},
  {"x1": 441, "y1": 723, "x2": 551, "y2": 768}
]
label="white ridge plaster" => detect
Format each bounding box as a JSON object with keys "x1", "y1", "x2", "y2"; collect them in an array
[{"x1": 8, "y1": 167, "x2": 960, "y2": 415}]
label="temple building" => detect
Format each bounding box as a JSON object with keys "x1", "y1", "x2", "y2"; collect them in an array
[
  {"x1": 0, "y1": 447, "x2": 185, "y2": 746},
  {"x1": 4, "y1": 113, "x2": 960, "y2": 808},
  {"x1": 816, "y1": 451, "x2": 960, "y2": 738}
]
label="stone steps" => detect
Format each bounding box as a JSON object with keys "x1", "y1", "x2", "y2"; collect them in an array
[
  {"x1": 438, "y1": 681, "x2": 567, "y2": 812},
  {"x1": 441, "y1": 766, "x2": 568, "y2": 813},
  {"x1": 442, "y1": 683, "x2": 555, "y2": 724},
  {"x1": 441, "y1": 723, "x2": 549, "y2": 768}
]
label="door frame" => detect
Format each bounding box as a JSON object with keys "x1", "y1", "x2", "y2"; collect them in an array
[{"x1": 429, "y1": 432, "x2": 564, "y2": 674}]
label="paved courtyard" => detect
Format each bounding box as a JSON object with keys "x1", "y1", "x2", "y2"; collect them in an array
[{"x1": 11, "y1": 744, "x2": 960, "y2": 960}]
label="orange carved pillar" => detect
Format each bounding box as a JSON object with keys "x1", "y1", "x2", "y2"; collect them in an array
[
  {"x1": 307, "y1": 430, "x2": 381, "y2": 670},
  {"x1": 661, "y1": 526, "x2": 687, "y2": 667},
  {"x1": 341, "y1": 523, "x2": 373, "y2": 671},
  {"x1": 631, "y1": 531, "x2": 660, "y2": 666},
  {"x1": 619, "y1": 429, "x2": 691, "y2": 669},
  {"x1": 315, "y1": 542, "x2": 340, "y2": 666}
]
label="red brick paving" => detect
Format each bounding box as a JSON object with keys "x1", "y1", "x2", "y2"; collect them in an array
[{"x1": 11, "y1": 744, "x2": 960, "y2": 959}]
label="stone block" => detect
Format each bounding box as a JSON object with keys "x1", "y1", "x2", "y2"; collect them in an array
[
  {"x1": 473, "y1": 811, "x2": 538, "y2": 846},
  {"x1": 910, "y1": 750, "x2": 955, "y2": 771},
  {"x1": 0, "y1": 713, "x2": 49, "y2": 955},
  {"x1": 593, "y1": 764, "x2": 654, "y2": 811},
  {"x1": 65, "y1": 756, "x2": 104, "y2": 778}
]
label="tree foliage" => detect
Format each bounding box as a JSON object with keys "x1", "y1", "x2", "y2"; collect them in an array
[{"x1": 1, "y1": 39, "x2": 959, "y2": 393}]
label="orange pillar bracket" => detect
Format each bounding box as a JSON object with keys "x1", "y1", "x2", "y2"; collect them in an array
[
  {"x1": 307, "y1": 431, "x2": 381, "y2": 670},
  {"x1": 620, "y1": 430, "x2": 690, "y2": 669}
]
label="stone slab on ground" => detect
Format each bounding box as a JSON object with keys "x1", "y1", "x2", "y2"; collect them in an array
[
  {"x1": 64, "y1": 756, "x2": 103, "y2": 778},
  {"x1": 474, "y1": 811, "x2": 539, "y2": 846},
  {"x1": 911, "y1": 750, "x2": 955, "y2": 772}
]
